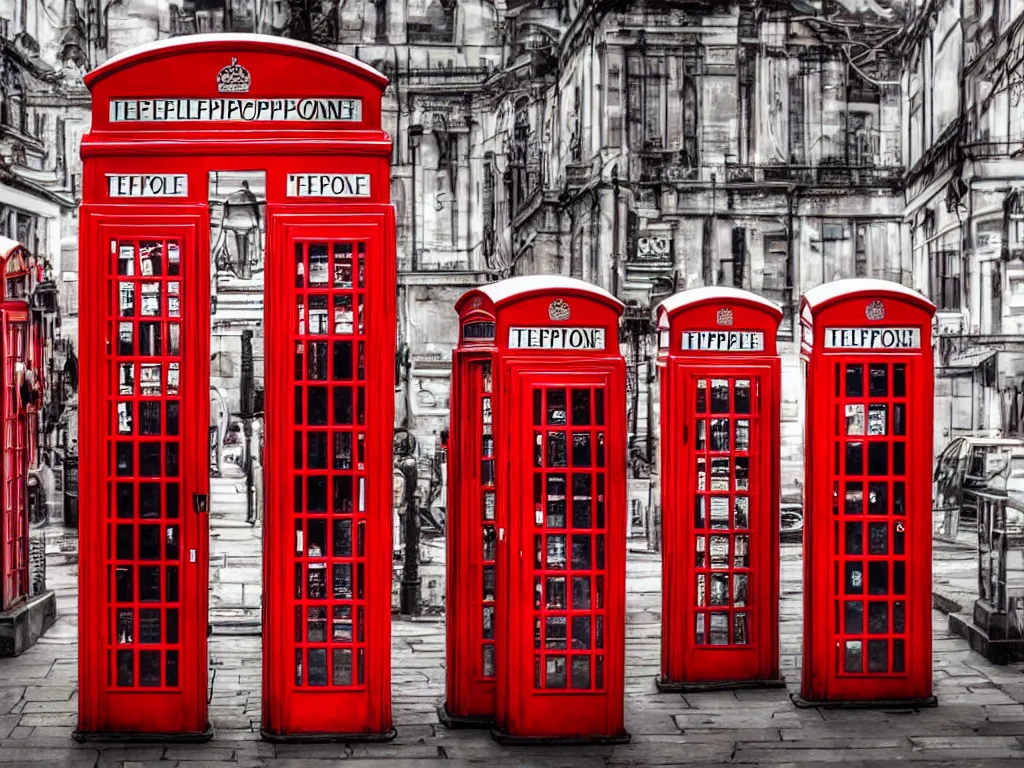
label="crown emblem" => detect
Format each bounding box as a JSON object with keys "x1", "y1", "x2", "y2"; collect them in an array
[
  {"x1": 217, "y1": 58, "x2": 251, "y2": 94},
  {"x1": 716, "y1": 308, "x2": 734, "y2": 326},
  {"x1": 469, "y1": 297, "x2": 482, "y2": 310},
  {"x1": 865, "y1": 300, "x2": 885, "y2": 321},
  {"x1": 548, "y1": 299, "x2": 570, "y2": 321}
]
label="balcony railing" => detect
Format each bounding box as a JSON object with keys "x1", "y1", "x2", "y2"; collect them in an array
[
  {"x1": 724, "y1": 164, "x2": 903, "y2": 187},
  {"x1": 964, "y1": 140, "x2": 1024, "y2": 160},
  {"x1": 565, "y1": 163, "x2": 590, "y2": 191}
]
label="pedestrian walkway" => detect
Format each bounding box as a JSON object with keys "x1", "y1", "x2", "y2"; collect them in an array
[{"x1": 2, "y1": 517, "x2": 1023, "y2": 765}]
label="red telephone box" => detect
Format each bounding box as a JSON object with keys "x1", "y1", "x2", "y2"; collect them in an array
[
  {"x1": 0, "y1": 238, "x2": 34, "y2": 617},
  {"x1": 798, "y1": 279, "x2": 937, "y2": 708},
  {"x1": 654, "y1": 287, "x2": 785, "y2": 692},
  {"x1": 75, "y1": 35, "x2": 395, "y2": 741},
  {"x1": 441, "y1": 298, "x2": 499, "y2": 728},
  {"x1": 450, "y1": 277, "x2": 629, "y2": 744}
]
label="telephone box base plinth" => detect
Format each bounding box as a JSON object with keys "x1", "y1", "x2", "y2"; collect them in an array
[
  {"x1": 72, "y1": 724, "x2": 214, "y2": 744},
  {"x1": 655, "y1": 675, "x2": 787, "y2": 694},
  {"x1": 260, "y1": 728, "x2": 398, "y2": 744},
  {"x1": 949, "y1": 611, "x2": 1024, "y2": 665},
  {"x1": 790, "y1": 693, "x2": 937, "y2": 710},
  {"x1": 491, "y1": 729, "x2": 631, "y2": 746},
  {"x1": 437, "y1": 703, "x2": 495, "y2": 730},
  {"x1": 0, "y1": 591, "x2": 56, "y2": 657}
]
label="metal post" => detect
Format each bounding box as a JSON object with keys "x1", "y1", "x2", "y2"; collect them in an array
[
  {"x1": 240, "y1": 330, "x2": 256, "y2": 525},
  {"x1": 399, "y1": 456, "x2": 421, "y2": 615}
]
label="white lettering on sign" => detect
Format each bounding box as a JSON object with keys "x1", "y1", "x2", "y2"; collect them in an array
[
  {"x1": 679, "y1": 331, "x2": 765, "y2": 352},
  {"x1": 824, "y1": 327, "x2": 921, "y2": 349},
  {"x1": 106, "y1": 174, "x2": 188, "y2": 198},
  {"x1": 109, "y1": 98, "x2": 362, "y2": 123},
  {"x1": 508, "y1": 326, "x2": 606, "y2": 350},
  {"x1": 286, "y1": 174, "x2": 371, "y2": 198}
]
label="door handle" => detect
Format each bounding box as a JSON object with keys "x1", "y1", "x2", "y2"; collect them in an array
[{"x1": 193, "y1": 493, "x2": 209, "y2": 514}]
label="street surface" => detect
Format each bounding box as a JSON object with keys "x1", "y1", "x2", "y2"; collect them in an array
[{"x1": 1, "y1": 478, "x2": 1022, "y2": 766}]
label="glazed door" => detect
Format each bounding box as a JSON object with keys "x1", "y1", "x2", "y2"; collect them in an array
[
  {"x1": 263, "y1": 212, "x2": 394, "y2": 737},
  {"x1": 79, "y1": 216, "x2": 209, "y2": 735},
  {"x1": 827, "y1": 359, "x2": 914, "y2": 698},
  {"x1": 0, "y1": 312, "x2": 29, "y2": 611},
  {"x1": 507, "y1": 367, "x2": 626, "y2": 738},
  {"x1": 447, "y1": 354, "x2": 498, "y2": 718},
  {"x1": 678, "y1": 368, "x2": 774, "y2": 680}
]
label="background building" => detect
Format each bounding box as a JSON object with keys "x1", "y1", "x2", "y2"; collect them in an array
[
  {"x1": 3, "y1": 0, "x2": 1020, "y2": 548},
  {"x1": 901, "y1": 0, "x2": 1024, "y2": 451}
]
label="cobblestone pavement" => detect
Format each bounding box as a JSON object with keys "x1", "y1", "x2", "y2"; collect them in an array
[{"x1": 2, "y1": 483, "x2": 1023, "y2": 766}]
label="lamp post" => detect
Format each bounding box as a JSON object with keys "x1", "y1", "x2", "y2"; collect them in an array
[
  {"x1": 408, "y1": 124, "x2": 424, "y2": 271},
  {"x1": 239, "y1": 330, "x2": 256, "y2": 525},
  {"x1": 399, "y1": 455, "x2": 421, "y2": 615}
]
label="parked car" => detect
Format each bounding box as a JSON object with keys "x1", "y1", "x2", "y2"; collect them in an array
[{"x1": 933, "y1": 436, "x2": 1024, "y2": 521}]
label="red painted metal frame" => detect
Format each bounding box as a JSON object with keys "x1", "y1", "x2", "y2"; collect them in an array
[
  {"x1": 442, "y1": 312, "x2": 500, "y2": 728},
  {"x1": 656, "y1": 289, "x2": 783, "y2": 692},
  {"x1": 799, "y1": 281, "x2": 936, "y2": 707},
  {"x1": 76, "y1": 35, "x2": 394, "y2": 741},
  {"x1": 451, "y1": 280, "x2": 628, "y2": 744}
]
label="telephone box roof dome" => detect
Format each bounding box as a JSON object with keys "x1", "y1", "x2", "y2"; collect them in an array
[
  {"x1": 0, "y1": 237, "x2": 25, "y2": 262},
  {"x1": 802, "y1": 278, "x2": 935, "y2": 315},
  {"x1": 84, "y1": 33, "x2": 389, "y2": 91},
  {"x1": 657, "y1": 286, "x2": 783, "y2": 319},
  {"x1": 462, "y1": 275, "x2": 624, "y2": 311}
]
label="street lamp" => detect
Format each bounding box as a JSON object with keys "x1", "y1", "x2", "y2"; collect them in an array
[
  {"x1": 399, "y1": 455, "x2": 421, "y2": 615},
  {"x1": 408, "y1": 124, "x2": 424, "y2": 271}
]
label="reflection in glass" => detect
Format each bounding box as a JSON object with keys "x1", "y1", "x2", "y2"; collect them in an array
[
  {"x1": 571, "y1": 389, "x2": 591, "y2": 425},
  {"x1": 710, "y1": 379, "x2": 729, "y2": 413},
  {"x1": 709, "y1": 612, "x2": 729, "y2": 645},
  {"x1": 735, "y1": 419, "x2": 750, "y2": 451},
  {"x1": 546, "y1": 616, "x2": 567, "y2": 650},
  {"x1": 710, "y1": 418, "x2": 730, "y2": 451},
  {"x1": 844, "y1": 640, "x2": 863, "y2": 672},
  {"x1": 571, "y1": 656, "x2": 590, "y2": 688},
  {"x1": 546, "y1": 656, "x2": 567, "y2": 688},
  {"x1": 845, "y1": 600, "x2": 864, "y2": 633},
  {"x1": 710, "y1": 496, "x2": 729, "y2": 530},
  {"x1": 845, "y1": 404, "x2": 865, "y2": 435},
  {"x1": 867, "y1": 639, "x2": 888, "y2": 672},
  {"x1": 546, "y1": 576, "x2": 567, "y2": 609},
  {"x1": 734, "y1": 496, "x2": 749, "y2": 528},
  {"x1": 733, "y1": 613, "x2": 749, "y2": 644},
  {"x1": 547, "y1": 389, "x2": 567, "y2": 425},
  {"x1": 734, "y1": 380, "x2": 751, "y2": 414},
  {"x1": 710, "y1": 573, "x2": 729, "y2": 606},
  {"x1": 696, "y1": 380, "x2": 707, "y2": 412}
]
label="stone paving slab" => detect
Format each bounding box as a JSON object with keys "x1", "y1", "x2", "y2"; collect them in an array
[{"x1": 3, "y1": 531, "x2": 1024, "y2": 765}]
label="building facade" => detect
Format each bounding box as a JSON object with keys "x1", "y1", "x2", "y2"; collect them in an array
[
  {"x1": 902, "y1": 0, "x2": 1024, "y2": 453},
  {"x1": 3, "y1": 0, "x2": 939, "y2": 543}
]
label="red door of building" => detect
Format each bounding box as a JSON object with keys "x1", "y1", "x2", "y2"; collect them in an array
[
  {"x1": 1, "y1": 308, "x2": 30, "y2": 612},
  {"x1": 442, "y1": 305, "x2": 499, "y2": 728},
  {"x1": 798, "y1": 279, "x2": 937, "y2": 708},
  {"x1": 656, "y1": 288, "x2": 784, "y2": 692},
  {"x1": 75, "y1": 35, "x2": 394, "y2": 741}
]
